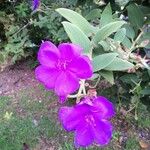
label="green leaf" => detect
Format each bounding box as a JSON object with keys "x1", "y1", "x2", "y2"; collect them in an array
[
  {"x1": 100, "y1": 3, "x2": 113, "y2": 27},
  {"x1": 93, "y1": 21, "x2": 125, "y2": 45},
  {"x1": 56, "y1": 8, "x2": 95, "y2": 36},
  {"x1": 138, "y1": 32, "x2": 150, "y2": 48},
  {"x1": 93, "y1": 53, "x2": 118, "y2": 72},
  {"x1": 127, "y1": 3, "x2": 144, "y2": 28},
  {"x1": 141, "y1": 32, "x2": 150, "y2": 39},
  {"x1": 122, "y1": 36, "x2": 132, "y2": 49},
  {"x1": 99, "y1": 41, "x2": 110, "y2": 51},
  {"x1": 105, "y1": 57, "x2": 134, "y2": 71},
  {"x1": 138, "y1": 6, "x2": 150, "y2": 15},
  {"x1": 123, "y1": 24, "x2": 135, "y2": 40},
  {"x1": 62, "y1": 21, "x2": 91, "y2": 54},
  {"x1": 141, "y1": 87, "x2": 150, "y2": 95},
  {"x1": 99, "y1": 70, "x2": 114, "y2": 84},
  {"x1": 120, "y1": 74, "x2": 140, "y2": 84},
  {"x1": 85, "y1": 9, "x2": 102, "y2": 20},
  {"x1": 115, "y1": 0, "x2": 130, "y2": 6},
  {"x1": 114, "y1": 28, "x2": 126, "y2": 43}
]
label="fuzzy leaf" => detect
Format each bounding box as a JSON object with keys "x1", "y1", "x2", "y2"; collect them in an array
[
  {"x1": 85, "y1": 9, "x2": 102, "y2": 20},
  {"x1": 114, "y1": 28, "x2": 126, "y2": 43},
  {"x1": 56, "y1": 8, "x2": 95, "y2": 36},
  {"x1": 105, "y1": 57, "x2": 134, "y2": 71},
  {"x1": 62, "y1": 21, "x2": 91, "y2": 54},
  {"x1": 123, "y1": 24, "x2": 135, "y2": 40},
  {"x1": 99, "y1": 70, "x2": 114, "y2": 84},
  {"x1": 127, "y1": 3, "x2": 144, "y2": 28},
  {"x1": 93, "y1": 53, "x2": 118, "y2": 72},
  {"x1": 93, "y1": 21, "x2": 125, "y2": 45},
  {"x1": 122, "y1": 36, "x2": 132, "y2": 49},
  {"x1": 100, "y1": 3, "x2": 113, "y2": 27}
]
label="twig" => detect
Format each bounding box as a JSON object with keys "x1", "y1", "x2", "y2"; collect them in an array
[
  {"x1": 12, "y1": 22, "x2": 31, "y2": 36},
  {"x1": 67, "y1": 80, "x2": 86, "y2": 103},
  {"x1": 127, "y1": 29, "x2": 144, "y2": 58}
]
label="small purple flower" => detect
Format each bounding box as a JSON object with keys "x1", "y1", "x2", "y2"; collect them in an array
[
  {"x1": 35, "y1": 41, "x2": 93, "y2": 102},
  {"x1": 59, "y1": 96, "x2": 115, "y2": 148},
  {"x1": 32, "y1": 0, "x2": 40, "y2": 11}
]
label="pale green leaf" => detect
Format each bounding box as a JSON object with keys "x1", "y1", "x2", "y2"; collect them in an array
[
  {"x1": 99, "y1": 41, "x2": 110, "y2": 51},
  {"x1": 100, "y1": 3, "x2": 113, "y2": 27},
  {"x1": 122, "y1": 36, "x2": 132, "y2": 49},
  {"x1": 141, "y1": 87, "x2": 150, "y2": 95},
  {"x1": 123, "y1": 24, "x2": 135, "y2": 40},
  {"x1": 127, "y1": 3, "x2": 144, "y2": 28},
  {"x1": 56, "y1": 8, "x2": 95, "y2": 36},
  {"x1": 138, "y1": 6, "x2": 150, "y2": 15},
  {"x1": 114, "y1": 28, "x2": 126, "y2": 43},
  {"x1": 62, "y1": 21, "x2": 91, "y2": 54},
  {"x1": 99, "y1": 70, "x2": 114, "y2": 84},
  {"x1": 93, "y1": 53, "x2": 118, "y2": 72},
  {"x1": 105, "y1": 57, "x2": 134, "y2": 71},
  {"x1": 115, "y1": 0, "x2": 130, "y2": 6},
  {"x1": 85, "y1": 9, "x2": 102, "y2": 20},
  {"x1": 93, "y1": 21, "x2": 125, "y2": 45}
]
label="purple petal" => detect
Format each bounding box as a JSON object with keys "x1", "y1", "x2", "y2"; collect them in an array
[
  {"x1": 32, "y1": 0, "x2": 40, "y2": 11},
  {"x1": 68, "y1": 55, "x2": 93, "y2": 79},
  {"x1": 93, "y1": 119, "x2": 113, "y2": 145},
  {"x1": 74, "y1": 123, "x2": 94, "y2": 148},
  {"x1": 91, "y1": 96, "x2": 115, "y2": 119},
  {"x1": 35, "y1": 65, "x2": 60, "y2": 89},
  {"x1": 59, "y1": 107, "x2": 81, "y2": 131},
  {"x1": 38, "y1": 41, "x2": 60, "y2": 68},
  {"x1": 59, "y1": 104, "x2": 90, "y2": 131},
  {"x1": 55, "y1": 71, "x2": 79, "y2": 98},
  {"x1": 58, "y1": 43, "x2": 82, "y2": 61}
]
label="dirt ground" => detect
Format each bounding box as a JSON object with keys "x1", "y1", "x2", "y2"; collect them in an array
[{"x1": 0, "y1": 60, "x2": 39, "y2": 97}]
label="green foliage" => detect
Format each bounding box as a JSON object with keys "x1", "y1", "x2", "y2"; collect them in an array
[
  {"x1": 57, "y1": 2, "x2": 149, "y2": 86},
  {"x1": 62, "y1": 21, "x2": 91, "y2": 54},
  {"x1": 93, "y1": 21, "x2": 125, "y2": 45},
  {"x1": 56, "y1": 8, "x2": 95, "y2": 36},
  {"x1": 99, "y1": 70, "x2": 114, "y2": 84},
  {"x1": 127, "y1": 3, "x2": 144, "y2": 29},
  {"x1": 85, "y1": 9, "x2": 102, "y2": 20},
  {"x1": 93, "y1": 53, "x2": 118, "y2": 72},
  {"x1": 105, "y1": 58, "x2": 134, "y2": 71},
  {"x1": 1, "y1": 1, "x2": 92, "y2": 65},
  {"x1": 100, "y1": 3, "x2": 113, "y2": 27},
  {"x1": 114, "y1": 28, "x2": 126, "y2": 43}
]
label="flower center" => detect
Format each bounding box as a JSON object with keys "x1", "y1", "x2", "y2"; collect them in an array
[
  {"x1": 56, "y1": 59, "x2": 70, "y2": 71},
  {"x1": 85, "y1": 114, "x2": 96, "y2": 127}
]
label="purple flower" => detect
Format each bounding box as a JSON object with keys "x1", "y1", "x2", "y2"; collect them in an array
[
  {"x1": 59, "y1": 96, "x2": 115, "y2": 148},
  {"x1": 35, "y1": 41, "x2": 93, "y2": 102},
  {"x1": 32, "y1": 0, "x2": 40, "y2": 11}
]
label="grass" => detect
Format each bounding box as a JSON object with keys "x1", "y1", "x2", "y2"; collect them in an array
[
  {"x1": 0, "y1": 86, "x2": 149, "y2": 150},
  {"x1": 125, "y1": 137, "x2": 140, "y2": 150}
]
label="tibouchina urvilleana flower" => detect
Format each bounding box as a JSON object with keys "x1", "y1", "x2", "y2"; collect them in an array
[
  {"x1": 59, "y1": 96, "x2": 115, "y2": 148},
  {"x1": 32, "y1": 0, "x2": 40, "y2": 11},
  {"x1": 35, "y1": 41, "x2": 93, "y2": 102}
]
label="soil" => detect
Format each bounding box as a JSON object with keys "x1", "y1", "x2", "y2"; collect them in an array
[{"x1": 0, "y1": 60, "x2": 39, "y2": 98}]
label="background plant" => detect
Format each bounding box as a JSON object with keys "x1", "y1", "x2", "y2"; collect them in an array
[{"x1": 55, "y1": 1, "x2": 150, "y2": 120}]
